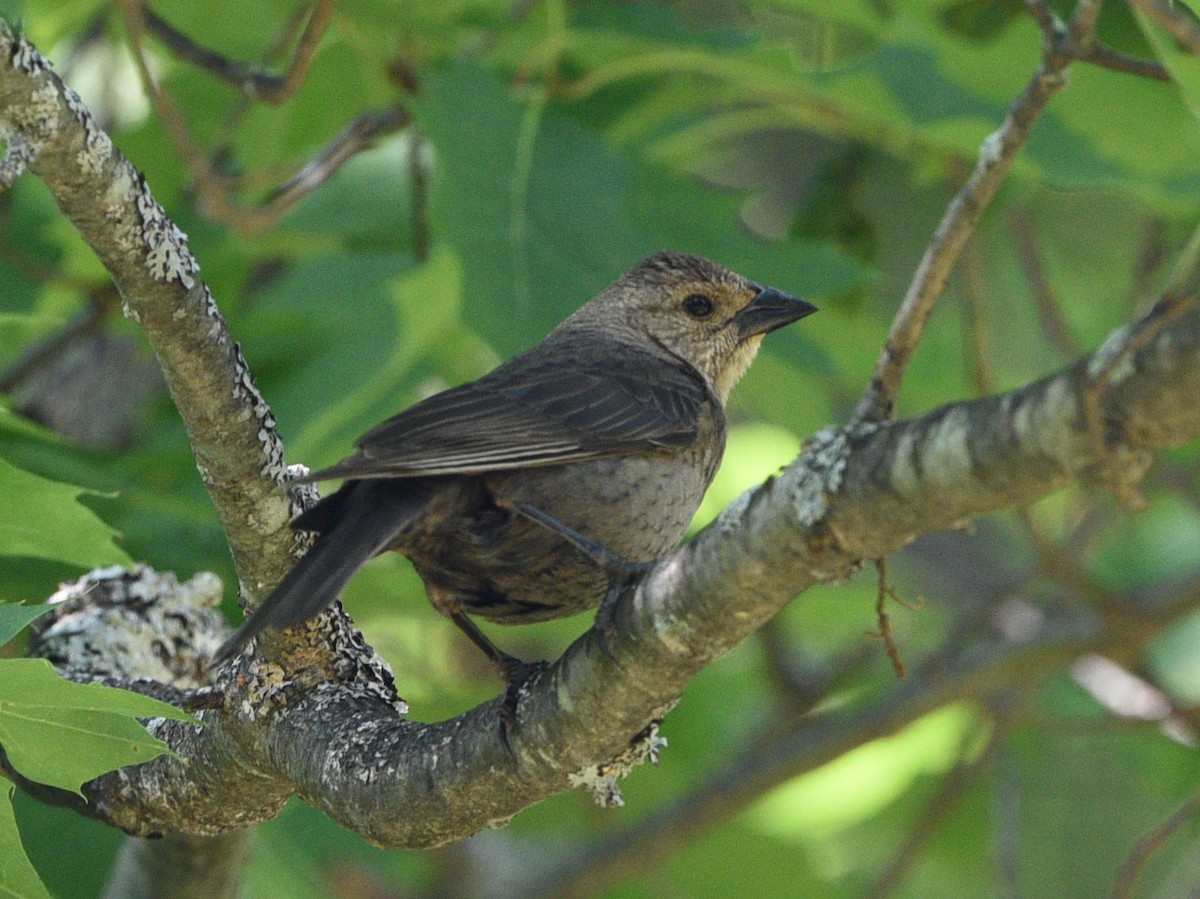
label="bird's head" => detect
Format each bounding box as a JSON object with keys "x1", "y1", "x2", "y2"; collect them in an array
[{"x1": 566, "y1": 251, "x2": 817, "y2": 402}]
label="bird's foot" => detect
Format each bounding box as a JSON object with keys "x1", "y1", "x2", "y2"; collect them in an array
[
  {"x1": 591, "y1": 564, "x2": 652, "y2": 663},
  {"x1": 515, "y1": 501, "x2": 658, "y2": 658},
  {"x1": 498, "y1": 656, "x2": 549, "y2": 757}
]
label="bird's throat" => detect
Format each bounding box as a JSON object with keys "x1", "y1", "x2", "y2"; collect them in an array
[{"x1": 715, "y1": 335, "x2": 764, "y2": 403}]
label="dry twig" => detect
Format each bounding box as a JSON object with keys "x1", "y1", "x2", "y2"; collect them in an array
[
  {"x1": 853, "y1": 0, "x2": 1105, "y2": 424},
  {"x1": 116, "y1": 0, "x2": 404, "y2": 235},
  {"x1": 1112, "y1": 786, "x2": 1200, "y2": 899},
  {"x1": 141, "y1": 0, "x2": 337, "y2": 103}
]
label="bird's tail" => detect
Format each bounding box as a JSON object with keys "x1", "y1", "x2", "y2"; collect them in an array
[{"x1": 211, "y1": 480, "x2": 427, "y2": 665}]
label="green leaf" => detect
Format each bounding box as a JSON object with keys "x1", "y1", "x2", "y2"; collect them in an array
[
  {"x1": 0, "y1": 404, "x2": 57, "y2": 442},
  {"x1": 419, "y1": 61, "x2": 867, "y2": 356},
  {"x1": 1138, "y1": 1, "x2": 1200, "y2": 127},
  {"x1": 0, "y1": 313, "x2": 63, "y2": 369},
  {"x1": 0, "y1": 454, "x2": 131, "y2": 568},
  {"x1": 0, "y1": 604, "x2": 53, "y2": 646},
  {"x1": 0, "y1": 659, "x2": 195, "y2": 794},
  {"x1": 294, "y1": 246, "x2": 466, "y2": 459},
  {"x1": 0, "y1": 788, "x2": 50, "y2": 899}
]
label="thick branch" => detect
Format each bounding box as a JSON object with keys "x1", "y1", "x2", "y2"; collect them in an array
[
  {"x1": 34, "y1": 299, "x2": 1200, "y2": 848},
  {"x1": 0, "y1": 22, "x2": 292, "y2": 601},
  {"x1": 5, "y1": 8, "x2": 1200, "y2": 857}
]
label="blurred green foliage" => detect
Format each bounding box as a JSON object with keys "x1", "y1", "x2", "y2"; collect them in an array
[{"x1": 2, "y1": 0, "x2": 1200, "y2": 897}]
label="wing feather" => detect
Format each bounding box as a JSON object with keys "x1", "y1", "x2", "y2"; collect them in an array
[{"x1": 302, "y1": 338, "x2": 714, "y2": 481}]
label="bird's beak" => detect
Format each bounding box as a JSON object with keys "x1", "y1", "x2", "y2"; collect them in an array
[{"x1": 734, "y1": 285, "x2": 818, "y2": 340}]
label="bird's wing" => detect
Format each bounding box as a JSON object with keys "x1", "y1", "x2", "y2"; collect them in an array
[{"x1": 303, "y1": 341, "x2": 713, "y2": 480}]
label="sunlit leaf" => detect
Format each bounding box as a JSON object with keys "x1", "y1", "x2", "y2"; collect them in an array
[
  {"x1": 0, "y1": 659, "x2": 195, "y2": 795},
  {"x1": 0, "y1": 603, "x2": 54, "y2": 645},
  {"x1": 0, "y1": 788, "x2": 50, "y2": 899},
  {"x1": 0, "y1": 456, "x2": 130, "y2": 569}
]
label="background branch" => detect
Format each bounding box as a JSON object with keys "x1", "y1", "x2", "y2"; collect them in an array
[
  {"x1": 116, "y1": 0, "x2": 402, "y2": 235},
  {"x1": 852, "y1": 0, "x2": 1101, "y2": 423},
  {"x1": 141, "y1": 0, "x2": 337, "y2": 103}
]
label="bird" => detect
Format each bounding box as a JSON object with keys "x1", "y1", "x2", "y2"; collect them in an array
[{"x1": 213, "y1": 251, "x2": 817, "y2": 686}]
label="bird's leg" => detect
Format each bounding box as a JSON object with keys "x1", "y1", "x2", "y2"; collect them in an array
[
  {"x1": 448, "y1": 607, "x2": 547, "y2": 752},
  {"x1": 515, "y1": 502, "x2": 654, "y2": 658},
  {"x1": 427, "y1": 584, "x2": 545, "y2": 752},
  {"x1": 515, "y1": 503, "x2": 651, "y2": 578}
]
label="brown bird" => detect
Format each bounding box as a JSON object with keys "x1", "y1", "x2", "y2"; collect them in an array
[{"x1": 214, "y1": 252, "x2": 816, "y2": 684}]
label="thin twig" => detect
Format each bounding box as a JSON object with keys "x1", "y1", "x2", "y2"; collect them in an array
[
  {"x1": 1133, "y1": 218, "x2": 1169, "y2": 299},
  {"x1": 872, "y1": 557, "x2": 919, "y2": 679},
  {"x1": 141, "y1": 0, "x2": 338, "y2": 103},
  {"x1": 960, "y1": 229, "x2": 995, "y2": 394},
  {"x1": 117, "y1": 0, "x2": 405, "y2": 235},
  {"x1": 1126, "y1": 0, "x2": 1200, "y2": 59},
  {"x1": 117, "y1": 0, "x2": 236, "y2": 210},
  {"x1": 1112, "y1": 786, "x2": 1200, "y2": 899},
  {"x1": 1025, "y1": 0, "x2": 1059, "y2": 32},
  {"x1": 1010, "y1": 210, "x2": 1082, "y2": 360},
  {"x1": 250, "y1": 106, "x2": 409, "y2": 227},
  {"x1": 211, "y1": 4, "x2": 314, "y2": 156},
  {"x1": 1083, "y1": 43, "x2": 1170, "y2": 81},
  {"x1": 1022, "y1": 504, "x2": 1122, "y2": 607},
  {"x1": 1032, "y1": 0, "x2": 1162, "y2": 80},
  {"x1": 852, "y1": 0, "x2": 1101, "y2": 423}
]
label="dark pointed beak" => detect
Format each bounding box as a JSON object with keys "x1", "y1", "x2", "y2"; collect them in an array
[{"x1": 734, "y1": 285, "x2": 818, "y2": 340}]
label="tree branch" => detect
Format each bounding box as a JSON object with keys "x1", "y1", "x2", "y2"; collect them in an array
[
  {"x1": 853, "y1": 0, "x2": 1101, "y2": 423},
  {"x1": 0, "y1": 21, "x2": 293, "y2": 602},
  {"x1": 116, "y1": 0, "x2": 404, "y2": 236},
  {"x1": 22, "y1": 291, "x2": 1200, "y2": 847},
  {"x1": 139, "y1": 0, "x2": 337, "y2": 104},
  {"x1": 4, "y1": 3, "x2": 1200, "y2": 865},
  {"x1": 1126, "y1": 0, "x2": 1200, "y2": 59}
]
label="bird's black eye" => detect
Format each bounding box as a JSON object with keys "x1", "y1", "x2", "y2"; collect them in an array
[{"x1": 682, "y1": 294, "x2": 714, "y2": 319}]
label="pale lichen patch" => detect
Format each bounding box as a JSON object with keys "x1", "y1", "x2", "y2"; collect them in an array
[
  {"x1": 1088, "y1": 324, "x2": 1138, "y2": 384},
  {"x1": 1015, "y1": 377, "x2": 1078, "y2": 468},
  {"x1": 62, "y1": 84, "x2": 114, "y2": 177},
  {"x1": 133, "y1": 173, "x2": 199, "y2": 287},
  {"x1": 978, "y1": 126, "x2": 1005, "y2": 165},
  {"x1": 568, "y1": 714, "x2": 670, "y2": 808},
  {"x1": 890, "y1": 427, "x2": 919, "y2": 494},
  {"x1": 923, "y1": 406, "x2": 972, "y2": 486},
  {"x1": 226, "y1": 340, "x2": 286, "y2": 480},
  {"x1": 791, "y1": 426, "x2": 851, "y2": 527},
  {"x1": 0, "y1": 133, "x2": 36, "y2": 186},
  {"x1": 37, "y1": 565, "x2": 226, "y2": 688}
]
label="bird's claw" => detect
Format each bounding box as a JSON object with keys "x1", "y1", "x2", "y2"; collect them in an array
[
  {"x1": 592, "y1": 560, "x2": 653, "y2": 663},
  {"x1": 498, "y1": 657, "x2": 549, "y2": 757}
]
